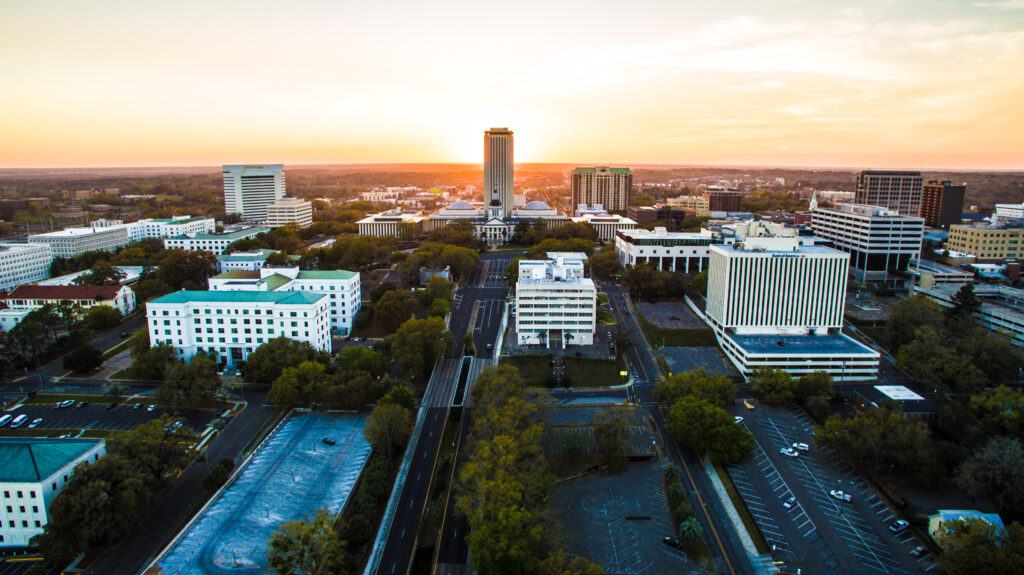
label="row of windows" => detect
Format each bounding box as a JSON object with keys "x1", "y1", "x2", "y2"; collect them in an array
[
  {"x1": 2, "y1": 490, "x2": 36, "y2": 499},
  {"x1": 4, "y1": 504, "x2": 39, "y2": 514},
  {"x1": 5, "y1": 519, "x2": 42, "y2": 529}
]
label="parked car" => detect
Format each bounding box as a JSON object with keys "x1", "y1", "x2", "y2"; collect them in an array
[
  {"x1": 910, "y1": 546, "x2": 927, "y2": 558},
  {"x1": 147, "y1": 404, "x2": 157, "y2": 412},
  {"x1": 783, "y1": 496, "x2": 797, "y2": 509},
  {"x1": 779, "y1": 447, "x2": 799, "y2": 458},
  {"x1": 661, "y1": 537, "x2": 682, "y2": 549},
  {"x1": 133, "y1": 403, "x2": 143, "y2": 410},
  {"x1": 669, "y1": 316, "x2": 680, "y2": 320},
  {"x1": 120, "y1": 332, "x2": 129, "y2": 338},
  {"x1": 889, "y1": 519, "x2": 910, "y2": 534},
  {"x1": 792, "y1": 442, "x2": 810, "y2": 452},
  {"x1": 28, "y1": 418, "x2": 43, "y2": 429},
  {"x1": 75, "y1": 401, "x2": 88, "y2": 409},
  {"x1": 322, "y1": 437, "x2": 336, "y2": 446},
  {"x1": 0, "y1": 414, "x2": 12, "y2": 427},
  {"x1": 829, "y1": 489, "x2": 852, "y2": 502},
  {"x1": 743, "y1": 400, "x2": 755, "y2": 410},
  {"x1": 105, "y1": 402, "x2": 118, "y2": 410},
  {"x1": 56, "y1": 400, "x2": 75, "y2": 409},
  {"x1": 9, "y1": 414, "x2": 28, "y2": 428},
  {"x1": 734, "y1": 416, "x2": 744, "y2": 424}
]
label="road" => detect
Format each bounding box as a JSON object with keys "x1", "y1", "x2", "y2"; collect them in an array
[
  {"x1": 373, "y1": 254, "x2": 509, "y2": 575},
  {"x1": 85, "y1": 389, "x2": 277, "y2": 575}
]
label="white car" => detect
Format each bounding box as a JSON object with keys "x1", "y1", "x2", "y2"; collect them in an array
[
  {"x1": 28, "y1": 418, "x2": 43, "y2": 429},
  {"x1": 830, "y1": 489, "x2": 852, "y2": 502},
  {"x1": 783, "y1": 496, "x2": 797, "y2": 509},
  {"x1": 889, "y1": 519, "x2": 910, "y2": 534},
  {"x1": 779, "y1": 447, "x2": 799, "y2": 458},
  {"x1": 147, "y1": 404, "x2": 157, "y2": 412},
  {"x1": 56, "y1": 400, "x2": 75, "y2": 409},
  {"x1": 734, "y1": 416, "x2": 744, "y2": 424},
  {"x1": 792, "y1": 442, "x2": 810, "y2": 452}
]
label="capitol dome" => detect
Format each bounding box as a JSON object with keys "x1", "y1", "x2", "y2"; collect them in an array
[
  {"x1": 446, "y1": 200, "x2": 474, "y2": 210},
  {"x1": 522, "y1": 200, "x2": 551, "y2": 210}
]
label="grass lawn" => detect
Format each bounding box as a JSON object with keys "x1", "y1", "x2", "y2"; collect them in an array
[
  {"x1": 639, "y1": 314, "x2": 717, "y2": 347},
  {"x1": 562, "y1": 356, "x2": 625, "y2": 387},
  {"x1": 501, "y1": 354, "x2": 554, "y2": 386},
  {"x1": 713, "y1": 461, "x2": 771, "y2": 554},
  {"x1": 596, "y1": 308, "x2": 616, "y2": 325}
]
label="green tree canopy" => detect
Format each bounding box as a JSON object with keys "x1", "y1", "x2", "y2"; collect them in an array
[
  {"x1": 63, "y1": 344, "x2": 103, "y2": 374},
  {"x1": 750, "y1": 367, "x2": 795, "y2": 404},
  {"x1": 666, "y1": 396, "x2": 754, "y2": 463},
  {"x1": 594, "y1": 405, "x2": 633, "y2": 468},
  {"x1": 885, "y1": 295, "x2": 945, "y2": 351},
  {"x1": 267, "y1": 508, "x2": 348, "y2": 575},
  {"x1": 374, "y1": 289, "x2": 418, "y2": 333},
  {"x1": 110, "y1": 414, "x2": 198, "y2": 487},
  {"x1": 84, "y1": 305, "x2": 122, "y2": 330},
  {"x1": 815, "y1": 408, "x2": 938, "y2": 482},
  {"x1": 158, "y1": 351, "x2": 222, "y2": 407},
  {"x1": 654, "y1": 368, "x2": 736, "y2": 408},
  {"x1": 936, "y1": 518, "x2": 1024, "y2": 575},
  {"x1": 335, "y1": 345, "x2": 386, "y2": 377},
  {"x1": 156, "y1": 249, "x2": 218, "y2": 290},
  {"x1": 378, "y1": 384, "x2": 417, "y2": 411},
  {"x1": 363, "y1": 403, "x2": 413, "y2": 461},
  {"x1": 795, "y1": 370, "x2": 833, "y2": 402},
  {"x1": 392, "y1": 317, "x2": 453, "y2": 381},
  {"x1": 127, "y1": 341, "x2": 179, "y2": 380},
  {"x1": 269, "y1": 360, "x2": 331, "y2": 408},
  {"x1": 244, "y1": 337, "x2": 330, "y2": 383},
  {"x1": 73, "y1": 261, "x2": 126, "y2": 286},
  {"x1": 957, "y1": 436, "x2": 1024, "y2": 520}
]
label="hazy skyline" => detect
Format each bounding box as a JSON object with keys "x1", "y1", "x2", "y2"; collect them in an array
[{"x1": 2, "y1": 0, "x2": 1023, "y2": 169}]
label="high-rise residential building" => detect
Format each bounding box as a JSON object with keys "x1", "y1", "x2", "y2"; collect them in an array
[
  {"x1": 705, "y1": 237, "x2": 878, "y2": 380},
  {"x1": 483, "y1": 128, "x2": 514, "y2": 218},
  {"x1": 707, "y1": 189, "x2": 743, "y2": 212},
  {"x1": 515, "y1": 258, "x2": 596, "y2": 347},
  {"x1": 223, "y1": 164, "x2": 286, "y2": 222},
  {"x1": 920, "y1": 181, "x2": 966, "y2": 229},
  {"x1": 0, "y1": 243, "x2": 52, "y2": 291},
  {"x1": 208, "y1": 267, "x2": 361, "y2": 335},
  {"x1": 266, "y1": 196, "x2": 313, "y2": 229},
  {"x1": 146, "y1": 290, "x2": 331, "y2": 366},
  {"x1": 811, "y1": 204, "x2": 924, "y2": 283},
  {"x1": 571, "y1": 167, "x2": 633, "y2": 212},
  {"x1": 0, "y1": 438, "x2": 106, "y2": 547},
  {"x1": 855, "y1": 170, "x2": 923, "y2": 215},
  {"x1": 947, "y1": 224, "x2": 1024, "y2": 261}
]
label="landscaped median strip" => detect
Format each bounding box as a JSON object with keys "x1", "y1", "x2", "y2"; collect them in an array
[{"x1": 703, "y1": 454, "x2": 774, "y2": 564}]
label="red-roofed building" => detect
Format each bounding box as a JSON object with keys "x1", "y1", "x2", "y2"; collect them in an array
[{"x1": 3, "y1": 284, "x2": 135, "y2": 316}]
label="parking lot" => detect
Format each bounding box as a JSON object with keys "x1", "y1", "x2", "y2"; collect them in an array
[
  {"x1": 553, "y1": 461, "x2": 699, "y2": 574},
  {"x1": 638, "y1": 302, "x2": 705, "y2": 329},
  {"x1": 727, "y1": 403, "x2": 935, "y2": 574},
  {"x1": 658, "y1": 347, "x2": 737, "y2": 377},
  {"x1": 542, "y1": 406, "x2": 654, "y2": 457},
  {"x1": 5, "y1": 402, "x2": 219, "y2": 433}
]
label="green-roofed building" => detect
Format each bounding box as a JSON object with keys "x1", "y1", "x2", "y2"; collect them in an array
[
  {"x1": 0, "y1": 438, "x2": 106, "y2": 547},
  {"x1": 217, "y1": 249, "x2": 281, "y2": 272},
  {"x1": 571, "y1": 166, "x2": 634, "y2": 212},
  {"x1": 163, "y1": 226, "x2": 269, "y2": 256}
]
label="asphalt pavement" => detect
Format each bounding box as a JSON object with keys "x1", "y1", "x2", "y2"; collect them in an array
[{"x1": 5, "y1": 402, "x2": 215, "y2": 433}]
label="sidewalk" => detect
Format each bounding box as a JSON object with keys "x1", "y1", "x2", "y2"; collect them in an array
[{"x1": 702, "y1": 454, "x2": 777, "y2": 575}]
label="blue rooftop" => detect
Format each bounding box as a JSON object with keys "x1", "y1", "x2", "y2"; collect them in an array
[
  {"x1": 0, "y1": 438, "x2": 103, "y2": 482},
  {"x1": 726, "y1": 332, "x2": 878, "y2": 356}
]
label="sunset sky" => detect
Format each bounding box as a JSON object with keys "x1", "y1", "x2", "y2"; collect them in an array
[{"x1": 2, "y1": 0, "x2": 1023, "y2": 169}]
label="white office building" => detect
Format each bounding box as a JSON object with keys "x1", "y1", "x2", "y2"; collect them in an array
[
  {"x1": 266, "y1": 196, "x2": 313, "y2": 229},
  {"x1": 705, "y1": 237, "x2": 878, "y2": 380},
  {"x1": 0, "y1": 309, "x2": 32, "y2": 332},
  {"x1": 811, "y1": 204, "x2": 924, "y2": 283},
  {"x1": 357, "y1": 209, "x2": 425, "y2": 238},
  {"x1": 209, "y1": 267, "x2": 361, "y2": 335},
  {"x1": 995, "y1": 203, "x2": 1024, "y2": 220},
  {"x1": 28, "y1": 225, "x2": 130, "y2": 258},
  {"x1": 163, "y1": 227, "x2": 268, "y2": 256},
  {"x1": 146, "y1": 290, "x2": 331, "y2": 366},
  {"x1": 615, "y1": 227, "x2": 713, "y2": 273},
  {"x1": 217, "y1": 249, "x2": 279, "y2": 272},
  {"x1": 125, "y1": 216, "x2": 216, "y2": 240},
  {"x1": 515, "y1": 258, "x2": 596, "y2": 347},
  {"x1": 484, "y1": 128, "x2": 514, "y2": 218},
  {"x1": 0, "y1": 438, "x2": 106, "y2": 547},
  {"x1": 570, "y1": 210, "x2": 637, "y2": 241},
  {"x1": 0, "y1": 243, "x2": 53, "y2": 291},
  {"x1": 223, "y1": 164, "x2": 286, "y2": 222}
]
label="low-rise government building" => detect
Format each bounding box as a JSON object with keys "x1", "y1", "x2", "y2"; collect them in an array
[
  {"x1": 3, "y1": 284, "x2": 136, "y2": 316},
  {"x1": 163, "y1": 227, "x2": 268, "y2": 256},
  {"x1": 0, "y1": 243, "x2": 53, "y2": 291},
  {"x1": 266, "y1": 196, "x2": 313, "y2": 229},
  {"x1": 615, "y1": 227, "x2": 713, "y2": 273},
  {"x1": 515, "y1": 257, "x2": 596, "y2": 347}
]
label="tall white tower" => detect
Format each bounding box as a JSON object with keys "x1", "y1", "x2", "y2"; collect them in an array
[
  {"x1": 483, "y1": 128, "x2": 514, "y2": 218},
  {"x1": 223, "y1": 164, "x2": 285, "y2": 222}
]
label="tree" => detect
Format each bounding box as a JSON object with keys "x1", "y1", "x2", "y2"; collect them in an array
[
  {"x1": 948, "y1": 283, "x2": 982, "y2": 323},
  {"x1": 538, "y1": 550, "x2": 604, "y2": 575},
  {"x1": 73, "y1": 261, "x2": 126, "y2": 286},
  {"x1": 32, "y1": 455, "x2": 153, "y2": 563},
  {"x1": 750, "y1": 367, "x2": 795, "y2": 404},
  {"x1": 678, "y1": 516, "x2": 704, "y2": 545},
  {"x1": 244, "y1": 337, "x2": 329, "y2": 383},
  {"x1": 654, "y1": 368, "x2": 736, "y2": 407},
  {"x1": 690, "y1": 271, "x2": 708, "y2": 295},
  {"x1": 84, "y1": 305, "x2": 122, "y2": 329},
  {"x1": 63, "y1": 344, "x2": 103, "y2": 374},
  {"x1": 424, "y1": 275, "x2": 454, "y2": 305},
  {"x1": 969, "y1": 386, "x2": 1024, "y2": 440},
  {"x1": 935, "y1": 518, "x2": 1024, "y2": 575},
  {"x1": 587, "y1": 246, "x2": 622, "y2": 280},
  {"x1": 957, "y1": 437, "x2": 1024, "y2": 520},
  {"x1": 268, "y1": 508, "x2": 348, "y2": 575},
  {"x1": 392, "y1": 317, "x2": 453, "y2": 380},
  {"x1": 374, "y1": 289, "x2": 418, "y2": 333},
  {"x1": 378, "y1": 384, "x2": 417, "y2": 411},
  {"x1": 156, "y1": 249, "x2": 218, "y2": 290},
  {"x1": 269, "y1": 361, "x2": 331, "y2": 408},
  {"x1": 885, "y1": 295, "x2": 944, "y2": 351},
  {"x1": 110, "y1": 414, "x2": 198, "y2": 486},
  {"x1": 816, "y1": 408, "x2": 938, "y2": 482},
  {"x1": 897, "y1": 326, "x2": 988, "y2": 393},
  {"x1": 127, "y1": 342, "x2": 179, "y2": 380},
  {"x1": 203, "y1": 457, "x2": 236, "y2": 491},
  {"x1": 666, "y1": 396, "x2": 754, "y2": 463},
  {"x1": 158, "y1": 351, "x2": 222, "y2": 407},
  {"x1": 560, "y1": 428, "x2": 590, "y2": 456},
  {"x1": 265, "y1": 251, "x2": 293, "y2": 266},
  {"x1": 335, "y1": 345, "x2": 386, "y2": 377},
  {"x1": 795, "y1": 371, "x2": 833, "y2": 402},
  {"x1": 593, "y1": 405, "x2": 633, "y2": 467},
  {"x1": 363, "y1": 403, "x2": 413, "y2": 461}
]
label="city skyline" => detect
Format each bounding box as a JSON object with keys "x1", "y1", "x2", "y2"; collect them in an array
[{"x1": 2, "y1": 1, "x2": 1024, "y2": 170}]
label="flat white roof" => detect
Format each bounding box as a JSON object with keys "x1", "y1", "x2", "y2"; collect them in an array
[{"x1": 875, "y1": 385, "x2": 924, "y2": 401}]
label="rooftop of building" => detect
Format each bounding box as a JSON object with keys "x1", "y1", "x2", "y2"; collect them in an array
[
  {"x1": 269, "y1": 196, "x2": 311, "y2": 206},
  {"x1": 0, "y1": 242, "x2": 49, "y2": 252},
  {"x1": 616, "y1": 227, "x2": 707, "y2": 239},
  {"x1": 544, "y1": 252, "x2": 588, "y2": 261},
  {"x1": 217, "y1": 249, "x2": 279, "y2": 262},
  {"x1": 860, "y1": 170, "x2": 923, "y2": 176},
  {"x1": 295, "y1": 270, "x2": 357, "y2": 280},
  {"x1": 713, "y1": 237, "x2": 843, "y2": 256},
  {"x1": 907, "y1": 258, "x2": 972, "y2": 276},
  {"x1": 222, "y1": 164, "x2": 283, "y2": 173},
  {"x1": 572, "y1": 166, "x2": 632, "y2": 174},
  {"x1": 517, "y1": 259, "x2": 594, "y2": 286},
  {"x1": 813, "y1": 203, "x2": 921, "y2": 219},
  {"x1": 520, "y1": 200, "x2": 551, "y2": 210},
  {"x1": 725, "y1": 332, "x2": 879, "y2": 357},
  {"x1": 29, "y1": 226, "x2": 124, "y2": 238},
  {"x1": 5, "y1": 283, "x2": 124, "y2": 301},
  {"x1": 166, "y1": 227, "x2": 268, "y2": 241},
  {"x1": 147, "y1": 216, "x2": 213, "y2": 225},
  {"x1": 849, "y1": 384, "x2": 940, "y2": 413},
  {"x1": 39, "y1": 266, "x2": 146, "y2": 287},
  {"x1": 149, "y1": 290, "x2": 325, "y2": 305},
  {"x1": 0, "y1": 438, "x2": 103, "y2": 482}
]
